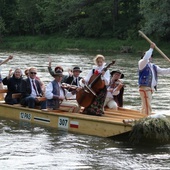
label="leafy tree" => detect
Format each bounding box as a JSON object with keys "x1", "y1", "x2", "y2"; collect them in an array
[
  {"x1": 0, "y1": 17, "x2": 5, "y2": 41},
  {"x1": 0, "y1": 0, "x2": 18, "y2": 35},
  {"x1": 15, "y1": 0, "x2": 43, "y2": 35},
  {"x1": 111, "y1": 0, "x2": 141, "y2": 39},
  {"x1": 140, "y1": 0, "x2": 170, "y2": 41}
]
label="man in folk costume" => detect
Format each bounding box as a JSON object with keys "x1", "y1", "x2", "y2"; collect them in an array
[
  {"x1": 48, "y1": 57, "x2": 72, "y2": 83},
  {"x1": 138, "y1": 42, "x2": 170, "y2": 115},
  {"x1": 104, "y1": 70, "x2": 124, "y2": 110},
  {"x1": 45, "y1": 70, "x2": 81, "y2": 113},
  {"x1": 65, "y1": 66, "x2": 83, "y2": 88},
  {"x1": 20, "y1": 67, "x2": 46, "y2": 109}
]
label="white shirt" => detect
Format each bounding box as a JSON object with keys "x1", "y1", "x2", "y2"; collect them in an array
[
  {"x1": 45, "y1": 81, "x2": 74, "y2": 100},
  {"x1": 84, "y1": 63, "x2": 110, "y2": 85},
  {"x1": 29, "y1": 78, "x2": 39, "y2": 98},
  {"x1": 138, "y1": 48, "x2": 170, "y2": 89}
]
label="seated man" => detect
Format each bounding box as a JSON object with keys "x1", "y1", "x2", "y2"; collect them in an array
[
  {"x1": 20, "y1": 67, "x2": 46, "y2": 109},
  {"x1": 65, "y1": 66, "x2": 83, "y2": 89},
  {"x1": 45, "y1": 70, "x2": 81, "y2": 113},
  {"x1": 104, "y1": 70, "x2": 124, "y2": 110},
  {"x1": 24, "y1": 68, "x2": 45, "y2": 93}
]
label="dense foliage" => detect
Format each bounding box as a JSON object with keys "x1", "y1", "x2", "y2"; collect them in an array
[{"x1": 0, "y1": 0, "x2": 170, "y2": 41}]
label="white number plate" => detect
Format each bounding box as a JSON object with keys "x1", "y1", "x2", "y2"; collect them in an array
[
  {"x1": 20, "y1": 112, "x2": 32, "y2": 121},
  {"x1": 58, "y1": 117, "x2": 69, "y2": 129}
]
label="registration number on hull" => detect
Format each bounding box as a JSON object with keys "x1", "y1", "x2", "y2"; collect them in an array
[
  {"x1": 58, "y1": 117, "x2": 69, "y2": 129},
  {"x1": 20, "y1": 112, "x2": 32, "y2": 121}
]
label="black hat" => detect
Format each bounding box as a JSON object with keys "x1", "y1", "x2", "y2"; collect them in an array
[
  {"x1": 110, "y1": 70, "x2": 124, "y2": 79},
  {"x1": 73, "y1": 66, "x2": 82, "y2": 73},
  {"x1": 54, "y1": 70, "x2": 63, "y2": 77}
]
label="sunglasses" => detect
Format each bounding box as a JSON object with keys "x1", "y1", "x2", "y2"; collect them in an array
[{"x1": 30, "y1": 72, "x2": 37, "y2": 75}]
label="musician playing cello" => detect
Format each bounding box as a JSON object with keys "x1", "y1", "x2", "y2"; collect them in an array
[{"x1": 80, "y1": 54, "x2": 110, "y2": 116}]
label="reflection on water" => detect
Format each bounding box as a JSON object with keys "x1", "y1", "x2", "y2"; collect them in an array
[
  {"x1": 0, "y1": 51, "x2": 170, "y2": 169},
  {"x1": 0, "y1": 119, "x2": 170, "y2": 170}
]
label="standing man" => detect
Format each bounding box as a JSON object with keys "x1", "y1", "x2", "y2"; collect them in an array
[
  {"x1": 138, "y1": 42, "x2": 170, "y2": 115},
  {"x1": 20, "y1": 67, "x2": 46, "y2": 109}
]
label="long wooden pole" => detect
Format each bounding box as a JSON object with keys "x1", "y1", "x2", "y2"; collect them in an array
[{"x1": 138, "y1": 30, "x2": 170, "y2": 63}]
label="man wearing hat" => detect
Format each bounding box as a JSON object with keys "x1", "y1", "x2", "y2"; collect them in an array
[
  {"x1": 48, "y1": 57, "x2": 72, "y2": 83},
  {"x1": 45, "y1": 70, "x2": 81, "y2": 112},
  {"x1": 104, "y1": 70, "x2": 124, "y2": 110},
  {"x1": 65, "y1": 66, "x2": 83, "y2": 88}
]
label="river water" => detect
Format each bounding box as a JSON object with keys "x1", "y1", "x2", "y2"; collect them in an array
[{"x1": 0, "y1": 51, "x2": 170, "y2": 170}]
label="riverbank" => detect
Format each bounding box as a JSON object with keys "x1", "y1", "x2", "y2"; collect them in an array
[{"x1": 0, "y1": 35, "x2": 169, "y2": 55}]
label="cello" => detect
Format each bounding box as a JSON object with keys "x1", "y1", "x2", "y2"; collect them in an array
[{"x1": 76, "y1": 60, "x2": 115, "y2": 107}]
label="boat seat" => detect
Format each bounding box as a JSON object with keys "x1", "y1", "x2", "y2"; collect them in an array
[{"x1": 0, "y1": 89, "x2": 46, "y2": 110}]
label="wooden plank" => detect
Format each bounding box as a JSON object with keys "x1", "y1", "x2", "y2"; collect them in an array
[
  {"x1": 0, "y1": 89, "x2": 8, "y2": 93},
  {"x1": 12, "y1": 93, "x2": 21, "y2": 99},
  {"x1": 105, "y1": 110, "x2": 146, "y2": 119},
  {"x1": 36, "y1": 97, "x2": 46, "y2": 102},
  {"x1": 106, "y1": 108, "x2": 144, "y2": 116}
]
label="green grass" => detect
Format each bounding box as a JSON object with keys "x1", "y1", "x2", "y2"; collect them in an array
[{"x1": 0, "y1": 35, "x2": 169, "y2": 55}]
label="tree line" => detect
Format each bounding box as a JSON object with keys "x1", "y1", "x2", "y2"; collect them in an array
[{"x1": 0, "y1": 0, "x2": 170, "y2": 41}]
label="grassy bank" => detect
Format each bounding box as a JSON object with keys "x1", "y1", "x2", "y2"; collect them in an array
[{"x1": 0, "y1": 35, "x2": 169, "y2": 55}]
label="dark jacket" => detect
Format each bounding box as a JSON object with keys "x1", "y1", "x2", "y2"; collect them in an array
[
  {"x1": 2, "y1": 75, "x2": 22, "y2": 104},
  {"x1": 65, "y1": 76, "x2": 82, "y2": 86},
  {"x1": 20, "y1": 78, "x2": 43, "y2": 106},
  {"x1": 48, "y1": 66, "x2": 68, "y2": 83}
]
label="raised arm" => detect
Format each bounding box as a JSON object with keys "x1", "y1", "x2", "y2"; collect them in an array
[
  {"x1": 138, "y1": 43, "x2": 155, "y2": 70},
  {"x1": 0, "y1": 55, "x2": 13, "y2": 65},
  {"x1": 48, "y1": 57, "x2": 55, "y2": 77}
]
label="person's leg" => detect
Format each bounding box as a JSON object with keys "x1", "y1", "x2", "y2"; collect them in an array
[
  {"x1": 0, "y1": 82, "x2": 4, "y2": 100},
  {"x1": 60, "y1": 100, "x2": 80, "y2": 113},
  {"x1": 25, "y1": 96, "x2": 36, "y2": 108},
  {"x1": 104, "y1": 97, "x2": 110, "y2": 107},
  {"x1": 139, "y1": 86, "x2": 153, "y2": 115},
  {"x1": 107, "y1": 100, "x2": 118, "y2": 110},
  {"x1": 40, "y1": 100, "x2": 47, "y2": 109}
]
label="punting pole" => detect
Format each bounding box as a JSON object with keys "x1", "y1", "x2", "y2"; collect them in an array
[{"x1": 138, "y1": 30, "x2": 170, "y2": 63}]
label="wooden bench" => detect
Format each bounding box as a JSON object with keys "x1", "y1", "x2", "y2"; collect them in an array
[{"x1": 0, "y1": 89, "x2": 46, "y2": 101}]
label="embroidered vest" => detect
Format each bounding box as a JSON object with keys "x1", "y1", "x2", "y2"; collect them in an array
[
  {"x1": 138, "y1": 64, "x2": 158, "y2": 88},
  {"x1": 47, "y1": 80, "x2": 65, "y2": 110}
]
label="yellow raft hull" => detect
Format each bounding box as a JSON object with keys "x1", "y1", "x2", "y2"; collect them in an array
[{"x1": 0, "y1": 103, "x2": 146, "y2": 138}]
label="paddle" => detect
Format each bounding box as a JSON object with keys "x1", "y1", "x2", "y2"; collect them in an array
[{"x1": 138, "y1": 30, "x2": 170, "y2": 63}]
